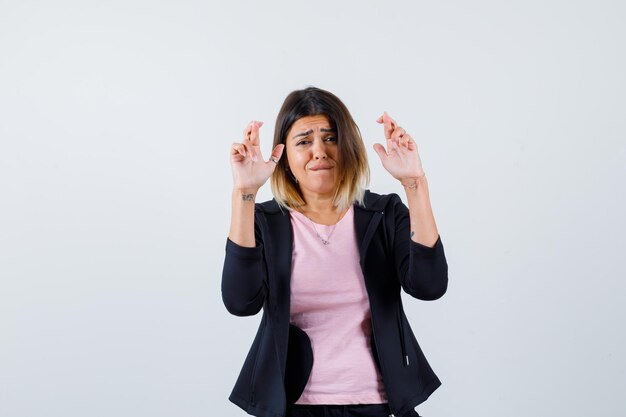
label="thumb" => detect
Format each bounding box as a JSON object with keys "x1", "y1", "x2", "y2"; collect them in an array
[
  {"x1": 268, "y1": 144, "x2": 285, "y2": 169},
  {"x1": 373, "y1": 143, "x2": 387, "y2": 162},
  {"x1": 272, "y1": 144, "x2": 285, "y2": 160}
]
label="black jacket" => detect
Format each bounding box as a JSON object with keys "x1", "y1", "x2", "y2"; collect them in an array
[{"x1": 221, "y1": 191, "x2": 448, "y2": 417}]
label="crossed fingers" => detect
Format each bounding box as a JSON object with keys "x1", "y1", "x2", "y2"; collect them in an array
[
  {"x1": 376, "y1": 112, "x2": 413, "y2": 152},
  {"x1": 232, "y1": 120, "x2": 263, "y2": 162}
]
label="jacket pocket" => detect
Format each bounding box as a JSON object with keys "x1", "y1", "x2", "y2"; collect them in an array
[{"x1": 284, "y1": 324, "x2": 313, "y2": 404}]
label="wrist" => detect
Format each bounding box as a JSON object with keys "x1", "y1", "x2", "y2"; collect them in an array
[
  {"x1": 233, "y1": 186, "x2": 259, "y2": 194},
  {"x1": 233, "y1": 188, "x2": 258, "y2": 202},
  {"x1": 400, "y1": 174, "x2": 426, "y2": 190}
]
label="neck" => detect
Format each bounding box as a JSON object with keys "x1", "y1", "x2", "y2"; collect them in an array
[
  {"x1": 300, "y1": 193, "x2": 338, "y2": 215},
  {"x1": 296, "y1": 192, "x2": 347, "y2": 226}
]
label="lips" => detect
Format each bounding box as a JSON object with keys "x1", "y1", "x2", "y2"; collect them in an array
[{"x1": 309, "y1": 164, "x2": 333, "y2": 171}]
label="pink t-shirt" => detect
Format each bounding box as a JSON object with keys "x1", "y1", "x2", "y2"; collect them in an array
[{"x1": 289, "y1": 206, "x2": 387, "y2": 405}]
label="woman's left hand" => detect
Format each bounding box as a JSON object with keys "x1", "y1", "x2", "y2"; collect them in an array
[{"x1": 373, "y1": 112, "x2": 425, "y2": 181}]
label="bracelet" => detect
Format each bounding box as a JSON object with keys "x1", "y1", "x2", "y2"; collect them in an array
[{"x1": 400, "y1": 175, "x2": 426, "y2": 190}]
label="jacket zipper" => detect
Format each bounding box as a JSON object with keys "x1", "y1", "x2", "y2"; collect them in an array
[{"x1": 397, "y1": 299, "x2": 409, "y2": 367}]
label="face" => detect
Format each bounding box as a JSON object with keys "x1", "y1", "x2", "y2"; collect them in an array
[{"x1": 285, "y1": 115, "x2": 340, "y2": 200}]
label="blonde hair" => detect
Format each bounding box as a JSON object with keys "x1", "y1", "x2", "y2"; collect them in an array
[{"x1": 270, "y1": 87, "x2": 370, "y2": 211}]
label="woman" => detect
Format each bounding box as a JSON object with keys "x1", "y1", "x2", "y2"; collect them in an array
[{"x1": 222, "y1": 87, "x2": 448, "y2": 417}]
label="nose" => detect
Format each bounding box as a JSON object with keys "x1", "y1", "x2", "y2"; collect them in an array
[{"x1": 312, "y1": 138, "x2": 327, "y2": 160}]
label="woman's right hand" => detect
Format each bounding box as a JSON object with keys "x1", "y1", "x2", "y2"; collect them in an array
[{"x1": 231, "y1": 121, "x2": 285, "y2": 192}]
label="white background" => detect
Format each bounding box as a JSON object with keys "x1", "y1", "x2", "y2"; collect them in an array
[{"x1": 1, "y1": 1, "x2": 625, "y2": 416}]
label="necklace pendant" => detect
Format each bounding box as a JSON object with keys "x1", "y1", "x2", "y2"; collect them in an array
[{"x1": 322, "y1": 239, "x2": 330, "y2": 245}]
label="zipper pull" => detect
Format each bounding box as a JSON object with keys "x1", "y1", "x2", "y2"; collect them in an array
[{"x1": 405, "y1": 355, "x2": 410, "y2": 366}]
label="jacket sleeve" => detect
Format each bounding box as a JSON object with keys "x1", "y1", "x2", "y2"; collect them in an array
[
  {"x1": 391, "y1": 195, "x2": 449, "y2": 300},
  {"x1": 221, "y1": 219, "x2": 267, "y2": 316}
]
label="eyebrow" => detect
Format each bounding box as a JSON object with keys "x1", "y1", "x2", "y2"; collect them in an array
[{"x1": 292, "y1": 127, "x2": 336, "y2": 140}]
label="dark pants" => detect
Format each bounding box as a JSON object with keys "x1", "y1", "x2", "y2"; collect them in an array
[{"x1": 286, "y1": 403, "x2": 421, "y2": 417}]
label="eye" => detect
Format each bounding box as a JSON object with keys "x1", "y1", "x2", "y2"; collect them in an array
[
  {"x1": 324, "y1": 136, "x2": 337, "y2": 142},
  {"x1": 296, "y1": 140, "x2": 311, "y2": 146}
]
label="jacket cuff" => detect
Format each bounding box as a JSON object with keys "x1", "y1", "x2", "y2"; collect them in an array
[
  {"x1": 225, "y1": 238, "x2": 263, "y2": 259},
  {"x1": 410, "y1": 235, "x2": 444, "y2": 257}
]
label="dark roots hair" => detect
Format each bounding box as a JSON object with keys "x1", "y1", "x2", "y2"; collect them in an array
[{"x1": 270, "y1": 86, "x2": 370, "y2": 210}]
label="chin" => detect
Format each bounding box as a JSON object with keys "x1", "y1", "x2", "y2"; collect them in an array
[{"x1": 303, "y1": 180, "x2": 339, "y2": 196}]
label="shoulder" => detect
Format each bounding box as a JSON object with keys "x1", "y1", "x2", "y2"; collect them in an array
[
  {"x1": 254, "y1": 198, "x2": 288, "y2": 216},
  {"x1": 359, "y1": 190, "x2": 404, "y2": 212}
]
